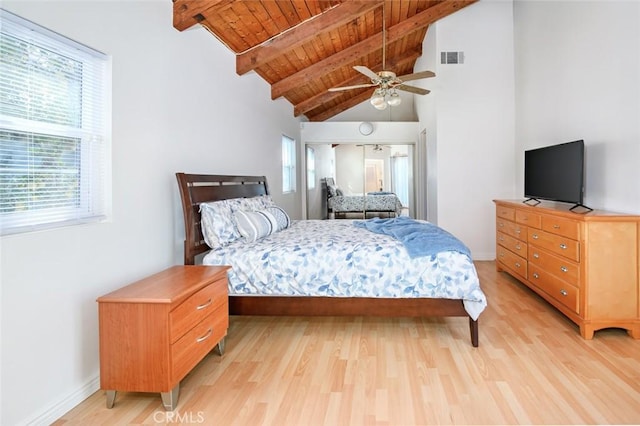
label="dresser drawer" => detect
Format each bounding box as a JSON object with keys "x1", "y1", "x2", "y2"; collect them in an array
[
  {"x1": 496, "y1": 205, "x2": 515, "y2": 221},
  {"x1": 516, "y1": 209, "x2": 541, "y2": 229},
  {"x1": 497, "y1": 231, "x2": 528, "y2": 258},
  {"x1": 529, "y1": 266, "x2": 579, "y2": 314},
  {"x1": 541, "y1": 215, "x2": 580, "y2": 239},
  {"x1": 171, "y1": 303, "x2": 229, "y2": 384},
  {"x1": 496, "y1": 219, "x2": 527, "y2": 242},
  {"x1": 528, "y1": 228, "x2": 579, "y2": 262},
  {"x1": 170, "y1": 278, "x2": 227, "y2": 343},
  {"x1": 497, "y1": 246, "x2": 528, "y2": 280},
  {"x1": 528, "y1": 247, "x2": 579, "y2": 286}
]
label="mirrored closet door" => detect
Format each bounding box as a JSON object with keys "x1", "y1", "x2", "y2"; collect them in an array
[{"x1": 305, "y1": 143, "x2": 414, "y2": 220}]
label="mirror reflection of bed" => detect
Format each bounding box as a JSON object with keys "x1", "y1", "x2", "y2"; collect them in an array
[{"x1": 306, "y1": 143, "x2": 414, "y2": 219}]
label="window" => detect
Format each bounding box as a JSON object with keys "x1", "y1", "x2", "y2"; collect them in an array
[
  {"x1": 0, "y1": 10, "x2": 110, "y2": 235},
  {"x1": 306, "y1": 146, "x2": 315, "y2": 190},
  {"x1": 282, "y1": 135, "x2": 296, "y2": 193}
]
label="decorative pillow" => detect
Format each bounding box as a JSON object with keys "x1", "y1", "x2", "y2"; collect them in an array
[
  {"x1": 266, "y1": 206, "x2": 291, "y2": 231},
  {"x1": 199, "y1": 201, "x2": 240, "y2": 249},
  {"x1": 335, "y1": 188, "x2": 344, "y2": 196},
  {"x1": 327, "y1": 185, "x2": 337, "y2": 197},
  {"x1": 226, "y1": 195, "x2": 274, "y2": 213},
  {"x1": 234, "y1": 209, "x2": 279, "y2": 242}
]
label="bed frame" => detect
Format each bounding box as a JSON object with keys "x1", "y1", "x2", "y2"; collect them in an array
[{"x1": 176, "y1": 173, "x2": 479, "y2": 347}]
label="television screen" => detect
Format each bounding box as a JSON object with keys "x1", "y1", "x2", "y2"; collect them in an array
[{"x1": 524, "y1": 140, "x2": 585, "y2": 205}]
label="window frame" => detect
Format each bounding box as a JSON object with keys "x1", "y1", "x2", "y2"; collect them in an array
[
  {"x1": 0, "y1": 9, "x2": 111, "y2": 236},
  {"x1": 281, "y1": 134, "x2": 296, "y2": 194}
]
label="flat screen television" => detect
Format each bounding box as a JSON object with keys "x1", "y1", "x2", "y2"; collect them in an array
[{"x1": 524, "y1": 139, "x2": 588, "y2": 210}]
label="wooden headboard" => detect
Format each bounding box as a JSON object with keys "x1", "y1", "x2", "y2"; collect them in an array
[{"x1": 175, "y1": 173, "x2": 269, "y2": 265}]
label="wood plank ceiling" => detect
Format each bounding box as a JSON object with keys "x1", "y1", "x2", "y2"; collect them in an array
[{"x1": 173, "y1": 0, "x2": 477, "y2": 121}]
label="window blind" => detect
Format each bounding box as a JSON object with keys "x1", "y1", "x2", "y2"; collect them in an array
[
  {"x1": 282, "y1": 135, "x2": 296, "y2": 193},
  {"x1": 0, "y1": 10, "x2": 110, "y2": 235}
]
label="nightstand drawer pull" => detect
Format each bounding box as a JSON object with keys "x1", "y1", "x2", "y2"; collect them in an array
[
  {"x1": 196, "y1": 328, "x2": 213, "y2": 343},
  {"x1": 533, "y1": 253, "x2": 540, "y2": 259},
  {"x1": 532, "y1": 273, "x2": 539, "y2": 279},
  {"x1": 560, "y1": 266, "x2": 568, "y2": 273},
  {"x1": 560, "y1": 289, "x2": 568, "y2": 297},
  {"x1": 196, "y1": 299, "x2": 212, "y2": 310},
  {"x1": 559, "y1": 243, "x2": 567, "y2": 250}
]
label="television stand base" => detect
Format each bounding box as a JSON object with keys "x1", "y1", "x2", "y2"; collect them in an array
[
  {"x1": 523, "y1": 198, "x2": 541, "y2": 206},
  {"x1": 569, "y1": 203, "x2": 593, "y2": 213}
]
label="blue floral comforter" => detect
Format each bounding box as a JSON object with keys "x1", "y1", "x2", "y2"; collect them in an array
[{"x1": 202, "y1": 219, "x2": 487, "y2": 320}]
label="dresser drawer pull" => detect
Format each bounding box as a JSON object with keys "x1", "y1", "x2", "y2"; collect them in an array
[
  {"x1": 532, "y1": 272, "x2": 539, "y2": 279},
  {"x1": 498, "y1": 222, "x2": 504, "y2": 228},
  {"x1": 559, "y1": 243, "x2": 567, "y2": 250},
  {"x1": 553, "y1": 224, "x2": 560, "y2": 229},
  {"x1": 196, "y1": 299, "x2": 212, "y2": 310},
  {"x1": 560, "y1": 266, "x2": 568, "y2": 273},
  {"x1": 499, "y1": 253, "x2": 505, "y2": 258},
  {"x1": 515, "y1": 229, "x2": 521, "y2": 234},
  {"x1": 196, "y1": 328, "x2": 213, "y2": 343},
  {"x1": 515, "y1": 244, "x2": 521, "y2": 250},
  {"x1": 499, "y1": 236, "x2": 504, "y2": 241},
  {"x1": 515, "y1": 262, "x2": 521, "y2": 268},
  {"x1": 533, "y1": 253, "x2": 540, "y2": 259},
  {"x1": 532, "y1": 234, "x2": 538, "y2": 239},
  {"x1": 559, "y1": 289, "x2": 568, "y2": 297}
]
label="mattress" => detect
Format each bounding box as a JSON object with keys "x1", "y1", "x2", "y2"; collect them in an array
[{"x1": 202, "y1": 219, "x2": 487, "y2": 320}]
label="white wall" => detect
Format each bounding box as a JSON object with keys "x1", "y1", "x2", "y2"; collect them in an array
[
  {"x1": 514, "y1": 0, "x2": 640, "y2": 214},
  {"x1": 0, "y1": 1, "x2": 301, "y2": 425},
  {"x1": 415, "y1": 0, "x2": 516, "y2": 260}
]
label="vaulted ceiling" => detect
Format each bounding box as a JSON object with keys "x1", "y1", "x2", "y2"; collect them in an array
[{"x1": 173, "y1": 0, "x2": 477, "y2": 121}]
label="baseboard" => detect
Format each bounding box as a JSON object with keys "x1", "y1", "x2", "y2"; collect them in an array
[
  {"x1": 472, "y1": 252, "x2": 496, "y2": 262},
  {"x1": 22, "y1": 375, "x2": 100, "y2": 426}
]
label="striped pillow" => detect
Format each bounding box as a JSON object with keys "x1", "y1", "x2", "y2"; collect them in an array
[{"x1": 234, "y1": 207, "x2": 291, "y2": 242}]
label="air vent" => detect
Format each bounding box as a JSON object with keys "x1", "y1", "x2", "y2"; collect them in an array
[{"x1": 441, "y1": 51, "x2": 464, "y2": 64}]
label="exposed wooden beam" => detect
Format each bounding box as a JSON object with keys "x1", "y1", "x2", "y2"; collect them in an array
[
  {"x1": 307, "y1": 90, "x2": 373, "y2": 122},
  {"x1": 173, "y1": 0, "x2": 231, "y2": 31},
  {"x1": 236, "y1": 0, "x2": 382, "y2": 75},
  {"x1": 293, "y1": 50, "x2": 422, "y2": 117},
  {"x1": 272, "y1": 0, "x2": 476, "y2": 100}
]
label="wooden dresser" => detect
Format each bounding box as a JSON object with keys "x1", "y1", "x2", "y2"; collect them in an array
[
  {"x1": 494, "y1": 200, "x2": 640, "y2": 339},
  {"x1": 97, "y1": 265, "x2": 229, "y2": 410}
]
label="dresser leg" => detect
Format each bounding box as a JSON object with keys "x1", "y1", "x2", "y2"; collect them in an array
[
  {"x1": 105, "y1": 390, "x2": 117, "y2": 408},
  {"x1": 216, "y1": 337, "x2": 226, "y2": 356},
  {"x1": 161, "y1": 383, "x2": 180, "y2": 411}
]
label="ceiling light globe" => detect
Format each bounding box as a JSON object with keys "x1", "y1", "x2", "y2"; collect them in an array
[
  {"x1": 370, "y1": 93, "x2": 386, "y2": 107},
  {"x1": 387, "y1": 92, "x2": 401, "y2": 106},
  {"x1": 373, "y1": 101, "x2": 388, "y2": 110}
]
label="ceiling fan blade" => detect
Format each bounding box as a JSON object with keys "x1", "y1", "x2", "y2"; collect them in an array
[
  {"x1": 353, "y1": 65, "x2": 380, "y2": 81},
  {"x1": 328, "y1": 83, "x2": 377, "y2": 92},
  {"x1": 397, "y1": 70, "x2": 436, "y2": 82},
  {"x1": 396, "y1": 84, "x2": 430, "y2": 95}
]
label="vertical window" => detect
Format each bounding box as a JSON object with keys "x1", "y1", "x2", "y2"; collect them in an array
[
  {"x1": 0, "y1": 10, "x2": 110, "y2": 235},
  {"x1": 282, "y1": 135, "x2": 296, "y2": 193},
  {"x1": 306, "y1": 146, "x2": 315, "y2": 190}
]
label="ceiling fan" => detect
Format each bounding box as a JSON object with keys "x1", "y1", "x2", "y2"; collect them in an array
[{"x1": 328, "y1": 4, "x2": 435, "y2": 110}]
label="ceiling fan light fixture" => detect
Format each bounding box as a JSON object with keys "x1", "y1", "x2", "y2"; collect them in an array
[
  {"x1": 387, "y1": 91, "x2": 401, "y2": 106},
  {"x1": 370, "y1": 90, "x2": 386, "y2": 108}
]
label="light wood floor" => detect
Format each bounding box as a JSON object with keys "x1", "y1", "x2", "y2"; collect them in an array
[{"x1": 54, "y1": 261, "x2": 640, "y2": 425}]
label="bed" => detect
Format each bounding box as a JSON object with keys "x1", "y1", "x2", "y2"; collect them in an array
[
  {"x1": 324, "y1": 178, "x2": 403, "y2": 218},
  {"x1": 176, "y1": 173, "x2": 486, "y2": 347}
]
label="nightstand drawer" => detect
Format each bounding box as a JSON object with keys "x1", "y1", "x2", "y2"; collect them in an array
[
  {"x1": 170, "y1": 278, "x2": 227, "y2": 343},
  {"x1": 171, "y1": 303, "x2": 229, "y2": 383}
]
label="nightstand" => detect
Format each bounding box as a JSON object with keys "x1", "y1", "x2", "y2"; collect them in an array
[{"x1": 97, "y1": 265, "x2": 229, "y2": 410}]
